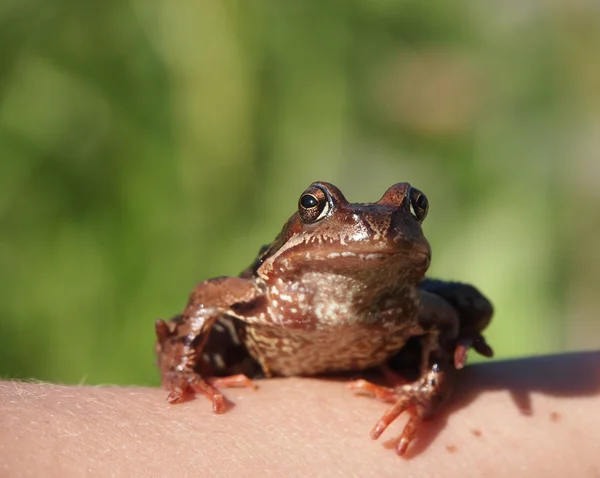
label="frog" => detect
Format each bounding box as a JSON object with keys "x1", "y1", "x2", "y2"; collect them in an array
[{"x1": 155, "y1": 181, "x2": 494, "y2": 456}]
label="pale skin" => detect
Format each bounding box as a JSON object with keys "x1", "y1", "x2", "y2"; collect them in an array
[{"x1": 1, "y1": 352, "x2": 599, "y2": 477}]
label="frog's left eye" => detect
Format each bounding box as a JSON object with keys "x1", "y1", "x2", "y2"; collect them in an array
[
  {"x1": 409, "y1": 188, "x2": 428, "y2": 223},
  {"x1": 298, "y1": 186, "x2": 331, "y2": 223}
]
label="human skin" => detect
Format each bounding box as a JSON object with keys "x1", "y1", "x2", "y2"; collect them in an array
[{"x1": 1, "y1": 352, "x2": 599, "y2": 478}]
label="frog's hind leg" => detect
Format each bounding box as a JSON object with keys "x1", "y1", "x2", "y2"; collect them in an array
[
  {"x1": 420, "y1": 279, "x2": 494, "y2": 368},
  {"x1": 453, "y1": 335, "x2": 494, "y2": 369}
]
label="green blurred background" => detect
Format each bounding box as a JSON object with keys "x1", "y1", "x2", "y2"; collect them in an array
[{"x1": 1, "y1": 1, "x2": 599, "y2": 386}]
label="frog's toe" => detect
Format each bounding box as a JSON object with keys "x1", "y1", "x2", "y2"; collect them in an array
[
  {"x1": 163, "y1": 373, "x2": 194, "y2": 403},
  {"x1": 396, "y1": 414, "x2": 420, "y2": 455},
  {"x1": 166, "y1": 389, "x2": 184, "y2": 403},
  {"x1": 454, "y1": 334, "x2": 494, "y2": 369},
  {"x1": 187, "y1": 377, "x2": 230, "y2": 413},
  {"x1": 370, "y1": 393, "x2": 420, "y2": 441},
  {"x1": 472, "y1": 335, "x2": 494, "y2": 358},
  {"x1": 209, "y1": 373, "x2": 257, "y2": 390},
  {"x1": 348, "y1": 379, "x2": 397, "y2": 402},
  {"x1": 162, "y1": 372, "x2": 231, "y2": 412}
]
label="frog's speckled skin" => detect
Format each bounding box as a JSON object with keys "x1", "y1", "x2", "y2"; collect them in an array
[{"x1": 155, "y1": 182, "x2": 494, "y2": 456}]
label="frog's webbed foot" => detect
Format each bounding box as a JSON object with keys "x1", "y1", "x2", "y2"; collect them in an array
[
  {"x1": 162, "y1": 370, "x2": 256, "y2": 413},
  {"x1": 348, "y1": 363, "x2": 447, "y2": 456},
  {"x1": 162, "y1": 371, "x2": 225, "y2": 410}
]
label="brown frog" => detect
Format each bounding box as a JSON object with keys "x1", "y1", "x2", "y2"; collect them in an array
[{"x1": 155, "y1": 181, "x2": 494, "y2": 455}]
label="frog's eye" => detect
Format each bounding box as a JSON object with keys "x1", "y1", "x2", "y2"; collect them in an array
[
  {"x1": 298, "y1": 186, "x2": 331, "y2": 223},
  {"x1": 409, "y1": 188, "x2": 428, "y2": 223},
  {"x1": 300, "y1": 195, "x2": 318, "y2": 209}
]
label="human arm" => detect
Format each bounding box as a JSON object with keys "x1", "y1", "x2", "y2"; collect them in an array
[{"x1": 1, "y1": 352, "x2": 599, "y2": 477}]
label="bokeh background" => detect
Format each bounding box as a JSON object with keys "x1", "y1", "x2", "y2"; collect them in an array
[{"x1": 1, "y1": 1, "x2": 599, "y2": 386}]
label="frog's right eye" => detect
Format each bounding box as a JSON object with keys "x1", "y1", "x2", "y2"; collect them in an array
[
  {"x1": 298, "y1": 186, "x2": 331, "y2": 223},
  {"x1": 300, "y1": 195, "x2": 318, "y2": 209}
]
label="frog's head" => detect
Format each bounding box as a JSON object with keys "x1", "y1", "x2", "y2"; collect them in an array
[{"x1": 257, "y1": 181, "x2": 431, "y2": 281}]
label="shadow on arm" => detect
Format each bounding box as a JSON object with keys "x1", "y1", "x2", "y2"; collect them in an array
[{"x1": 399, "y1": 350, "x2": 600, "y2": 458}]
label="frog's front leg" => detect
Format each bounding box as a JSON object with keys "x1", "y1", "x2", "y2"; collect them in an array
[
  {"x1": 155, "y1": 276, "x2": 263, "y2": 412},
  {"x1": 349, "y1": 285, "x2": 494, "y2": 456},
  {"x1": 349, "y1": 306, "x2": 455, "y2": 457},
  {"x1": 348, "y1": 292, "x2": 457, "y2": 455}
]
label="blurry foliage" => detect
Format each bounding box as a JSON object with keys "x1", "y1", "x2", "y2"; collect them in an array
[{"x1": 1, "y1": 1, "x2": 599, "y2": 385}]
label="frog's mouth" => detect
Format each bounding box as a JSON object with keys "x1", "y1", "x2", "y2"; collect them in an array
[
  {"x1": 320, "y1": 238, "x2": 431, "y2": 262},
  {"x1": 265, "y1": 233, "x2": 430, "y2": 276},
  {"x1": 304, "y1": 245, "x2": 431, "y2": 268},
  {"x1": 323, "y1": 251, "x2": 401, "y2": 261}
]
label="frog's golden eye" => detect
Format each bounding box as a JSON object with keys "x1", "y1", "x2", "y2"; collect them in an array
[
  {"x1": 409, "y1": 188, "x2": 428, "y2": 223},
  {"x1": 298, "y1": 186, "x2": 330, "y2": 223}
]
